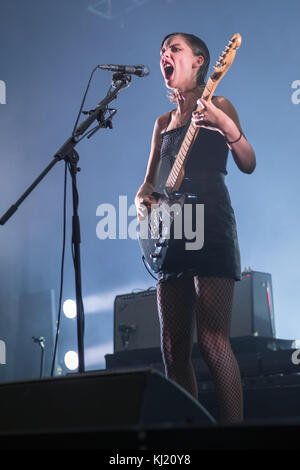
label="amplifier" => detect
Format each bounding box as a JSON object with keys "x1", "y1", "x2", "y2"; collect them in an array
[
  {"x1": 231, "y1": 270, "x2": 276, "y2": 338},
  {"x1": 114, "y1": 270, "x2": 276, "y2": 352},
  {"x1": 114, "y1": 289, "x2": 158, "y2": 353}
]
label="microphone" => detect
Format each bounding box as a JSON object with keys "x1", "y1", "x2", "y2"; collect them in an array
[
  {"x1": 32, "y1": 336, "x2": 45, "y2": 343},
  {"x1": 98, "y1": 64, "x2": 150, "y2": 77},
  {"x1": 118, "y1": 323, "x2": 137, "y2": 332}
]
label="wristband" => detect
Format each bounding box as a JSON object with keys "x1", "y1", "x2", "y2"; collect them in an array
[{"x1": 227, "y1": 130, "x2": 242, "y2": 145}]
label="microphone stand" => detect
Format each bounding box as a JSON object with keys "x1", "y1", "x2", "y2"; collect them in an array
[
  {"x1": 32, "y1": 336, "x2": 45, "y2": 378},
  {"x1": 0, "y1": 72, "x2": 132, "y2": 374}
]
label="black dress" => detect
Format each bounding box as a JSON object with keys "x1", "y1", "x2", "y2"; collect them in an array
[{"x1": 156, "y1": 109, "x2": 241, "y2": 283}]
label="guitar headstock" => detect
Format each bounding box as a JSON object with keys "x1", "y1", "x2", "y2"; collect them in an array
[{"x1": 211, "y1": 33, "x2": 242, "y2": 83}]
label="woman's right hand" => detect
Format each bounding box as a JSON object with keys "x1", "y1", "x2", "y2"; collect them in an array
[{"x1": 135, "y1": 182, "x2": 157, "y2": 221}]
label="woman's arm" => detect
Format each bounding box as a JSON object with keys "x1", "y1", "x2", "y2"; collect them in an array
[
  {"x1": 192, "y1": 96, "x2": 256, "y2": 174},
  {"x1": 135, "y1": 113, "x2": 169, "y2": 219}
]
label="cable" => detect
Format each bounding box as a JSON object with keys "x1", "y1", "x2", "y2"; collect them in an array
[
  {"x1": 142, "y1": 255, "x2": 158, "y2": 281},
  {"x1": 50, "y1": 67, "x2": 111, "y2": 375},
  {"x1": 72, "y1": 66, "x2": 99, "y2": 136},
  {"x1": 51, "y1": 67, "x2": 98, "y2": 375},
  {"x1": 50, "y1": 161, "x2": 68, "y2": 376},
  {"x1": 72, "y1": 68, "x2": 118, "y2": 143}
]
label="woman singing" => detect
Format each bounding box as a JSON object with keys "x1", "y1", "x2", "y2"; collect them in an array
[{"x1": 135, "y1": 32, "x2": 256, "y2": 424}]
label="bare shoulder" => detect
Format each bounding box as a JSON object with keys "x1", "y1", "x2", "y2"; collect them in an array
[
  {"x1": 213, "y1": 96, "x2": 237, "y2": 113},
  {"x1": 155, "y1": 111, "x2": 172, "y2": 134},
  {"x1": 149, "y1": 111, "x2": 171, "y2": 150}
]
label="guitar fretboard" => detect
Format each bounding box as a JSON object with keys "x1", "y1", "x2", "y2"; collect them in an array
[{"x1": 164, "y1": 76, "x2": 216, "y2": 194}]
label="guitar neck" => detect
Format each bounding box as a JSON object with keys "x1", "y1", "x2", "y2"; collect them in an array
[{"x1": 164, "y1": 77, "x2": 218, "y2": 195}]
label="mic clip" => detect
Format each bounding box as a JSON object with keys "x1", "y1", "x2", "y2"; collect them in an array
[
  {"x1": 32, "y1": 336, "x2": 45, "y2": 349},
  {"x1": 82, "y1": 107, "x2": 117, "y2": 137},
  {"x1": 111, "y1": 72, "x2": 132, "y2": 89}
]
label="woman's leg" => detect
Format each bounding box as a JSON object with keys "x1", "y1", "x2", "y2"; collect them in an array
[
  {"x1": 156, "y1": 278, "x2": 198, "y2": 399},
  {"x1": 194, "y1": 276, "x2": 243, "y2": 424}
]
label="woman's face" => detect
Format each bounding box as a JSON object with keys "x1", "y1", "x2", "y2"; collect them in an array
[{"x1": 160, "y1": 34, "x2": 203, "y2": 91}]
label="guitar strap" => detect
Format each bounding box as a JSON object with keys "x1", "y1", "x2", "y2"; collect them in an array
[{"x1": 163, "y1": 110, "x2": 174, "y2": 133}]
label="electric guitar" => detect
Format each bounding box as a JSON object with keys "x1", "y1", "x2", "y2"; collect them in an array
[{"x1": 138, "y1": 33, "x2": 242, "y2": 274}]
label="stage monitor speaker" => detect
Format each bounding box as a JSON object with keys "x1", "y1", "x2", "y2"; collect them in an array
[
  {"x1": 15, "y1": 289, "x2": 56, "y2": 380},
  {"x1": 114, "y1": 270, "x2": 276, "y2": 352},
  {"x1": 0, "y1": 368, "x2": 214, "y2": 435}
]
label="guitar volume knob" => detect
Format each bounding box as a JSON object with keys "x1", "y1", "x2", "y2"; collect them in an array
[{"x1": 155, "y1": 241, "x2": 166, "y2": 247}]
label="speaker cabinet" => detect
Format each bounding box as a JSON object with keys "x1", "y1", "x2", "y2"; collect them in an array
[
  {"x1": 114, "y1": 289, "x2": 159, "y2": 352},
  {"x1": 114, "y1": 270, "x2": 276, "y2": 352},
  {"x1": 231, "y1": 270, "x2": 276, "y2": 338},
  {"x1": 0, "y1": 368, "x2": 214, "y2": 434}
]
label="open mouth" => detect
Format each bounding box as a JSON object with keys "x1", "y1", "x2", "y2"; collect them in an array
[{"x1": 163, "y1": 61, "x2": 174, "y2": 80}]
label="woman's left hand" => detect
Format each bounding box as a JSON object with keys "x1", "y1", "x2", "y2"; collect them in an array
[{"x1": 191, "y1": 97, "x2": 231, "y2": 136}]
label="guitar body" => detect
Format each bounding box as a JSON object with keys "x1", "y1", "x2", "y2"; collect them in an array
[
  {"x1": 138, "y1": 143, "x2": 197, "y2": 273},
  {"x1": 138, "y1": 191, "x2": 198, "y2": 273}
]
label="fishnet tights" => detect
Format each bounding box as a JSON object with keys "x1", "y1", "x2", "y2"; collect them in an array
[{"x1": 157, "y1": 276, "x2": 243, "y2": 424}]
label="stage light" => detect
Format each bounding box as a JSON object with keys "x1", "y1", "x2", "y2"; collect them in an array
[
  {"x1": 64, "y1": 350, "x2": 78, "y2": 371},
  {"x1": 63, "y1": 299, "x2": 77, "y2": 319}
]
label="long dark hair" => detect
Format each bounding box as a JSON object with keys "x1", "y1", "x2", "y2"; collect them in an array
[{"x1": 160, "y1": 32, "x2": 210, "y2": 85}]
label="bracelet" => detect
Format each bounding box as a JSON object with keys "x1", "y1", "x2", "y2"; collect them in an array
[{"x1": 227, "y1": 130, "x2": 242, "y2": 145}]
